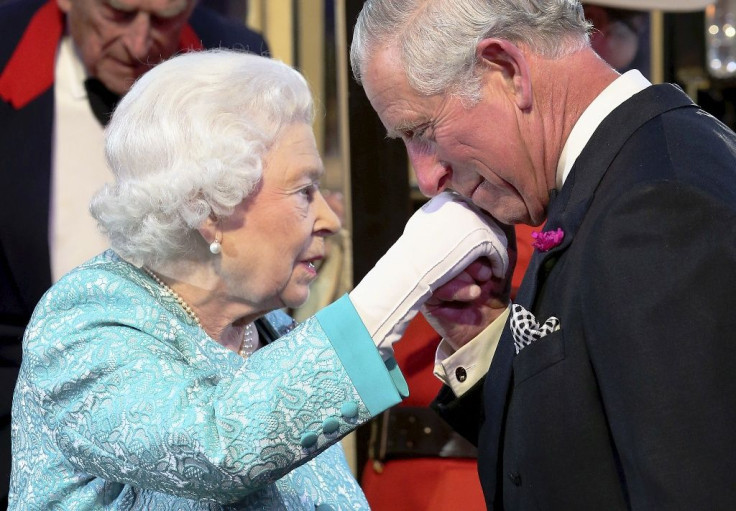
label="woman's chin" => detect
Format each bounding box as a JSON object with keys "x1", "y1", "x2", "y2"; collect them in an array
[{"x1": 282, "y1": 289, "x2": 311, "y2": 310}]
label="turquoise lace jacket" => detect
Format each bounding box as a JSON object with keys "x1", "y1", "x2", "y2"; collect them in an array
[{"x1": 10, "y1": 251, "x2": 408, "y2": 509}]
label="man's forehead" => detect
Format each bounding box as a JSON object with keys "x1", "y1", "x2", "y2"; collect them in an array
[
  {"x1": 105, "y1": 0, "x2": 191, "y2": 17},
  {"x1": 365, "y1": 73, "x2": 438, "y2": 139},
  {"x1": 363, "y1": 48, "x2": 422, "y2": 135}
]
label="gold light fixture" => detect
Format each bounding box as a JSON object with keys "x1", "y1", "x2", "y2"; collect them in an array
[{"x1": 706, "y1": 0, "x2": 736, "y2": 78}]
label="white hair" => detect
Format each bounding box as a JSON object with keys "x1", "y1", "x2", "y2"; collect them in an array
[
  {"x1": 350, "y1": 0, "x2": 592, "y2": 102},
  {"x1": 90, "y1": 49, "x2": 314, "y2": 268}
]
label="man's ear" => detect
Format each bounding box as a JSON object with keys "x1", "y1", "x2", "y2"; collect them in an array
[
  {"x1": 476, "y1": 38, "x2": 532, "y2": 110},
  {"x1": 56, "y1": 0, "x2": 72, "y2": 13}
]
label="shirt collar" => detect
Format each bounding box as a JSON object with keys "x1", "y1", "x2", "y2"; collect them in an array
[
  {"x1": 556, "y1": 70, "x2": 651, "y2": 189},
  {"x1": 58, "y1": 34, "x2": 89, "y2": 101}
]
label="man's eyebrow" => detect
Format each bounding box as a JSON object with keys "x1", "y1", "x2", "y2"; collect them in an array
[
  {"x1": 385, "y1": 127, "x2": 402, "y2": 139},
  {"x1": 107, "y1": 0, "x2": 189, "y2": 17},
  {"x1": 107, "y1": 0, "x2": 135, "y2": 12},
  {"x1": 154, "y1": 1, "x2": 189, "y2": 18}
]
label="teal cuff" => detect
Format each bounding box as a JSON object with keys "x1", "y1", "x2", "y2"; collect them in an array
[{"x1": 316, "y1": 295, "x2": 408, "y2": 416}]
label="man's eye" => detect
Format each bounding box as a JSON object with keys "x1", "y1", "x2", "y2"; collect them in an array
[
  {"x1": 105, "y1": 7, "x2": 136, "y2": 22},
  {"x1": 404, "y1": 125, "x2": 429, "y2": 141},
  {"x1": 151, "y1": 14, "x2": 179, "y2": 27}
]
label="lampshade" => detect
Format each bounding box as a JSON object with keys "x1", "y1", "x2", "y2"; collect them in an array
[{"x1": 583, "y1": 0, "x2": 712, "y2": 11}]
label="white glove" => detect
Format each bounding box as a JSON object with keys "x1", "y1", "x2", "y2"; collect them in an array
[{"x1": 349, "y1": 191, "x2": 508, "y2": 357}]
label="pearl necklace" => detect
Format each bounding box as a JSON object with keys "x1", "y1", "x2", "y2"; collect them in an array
[
  {"x1": 238, "y1": 323, "x2": 257, "y2": 358},
  {"x1": 143, "y1": 268, "x2": 257, "y2": 358},
  {"x1": 143, "y1": 267, "x2": 202, "y2": 328}
]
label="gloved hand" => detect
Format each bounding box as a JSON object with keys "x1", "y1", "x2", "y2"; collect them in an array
[{"x1": 349, "y1": 191, "x2": 508, "y2": 357}]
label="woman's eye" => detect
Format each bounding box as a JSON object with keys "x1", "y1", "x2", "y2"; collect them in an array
[{"x1": 300, "y1": 184, "x2": 318, "y2": 199}]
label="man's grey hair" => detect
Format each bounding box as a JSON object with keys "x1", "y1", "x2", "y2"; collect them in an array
[
  {"x1": 90, "y1": 49, "x2": 314, "y2": 268},
  {"x1": 350, "y1": 0, "x2": 591, "y2": 103}
]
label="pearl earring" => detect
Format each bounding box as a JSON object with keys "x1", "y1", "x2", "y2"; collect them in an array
[{"x1": 209, "y1": 233, "x2": 222, "y2": 254}]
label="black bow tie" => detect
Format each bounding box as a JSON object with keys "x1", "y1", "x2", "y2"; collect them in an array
[{"x1": 84, "y1": 78, "x2": 121, "y2": 127}]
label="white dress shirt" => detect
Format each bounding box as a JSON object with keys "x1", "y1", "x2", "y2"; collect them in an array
[
  {"x1": 434, "y1": 70, "x2": 652, "y2": 396},
  {"x1": 50, "y1": 35, "x2": 113, "y2": 282}
]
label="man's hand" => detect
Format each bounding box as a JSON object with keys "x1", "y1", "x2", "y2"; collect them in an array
[
  {"x1": 423, "y1": 224, "x2": 517, "y2": 349},
  {"x1": 349, "y1": 191, "x2": 509, "y2": 356}
]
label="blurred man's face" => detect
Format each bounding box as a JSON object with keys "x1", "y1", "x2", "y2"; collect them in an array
[
  {"x1": 584, "y1": 5, "x2": 644, "y2": 71},
  {"x1": 57, "y1": 0, "x2": 195, "y2": 95}
]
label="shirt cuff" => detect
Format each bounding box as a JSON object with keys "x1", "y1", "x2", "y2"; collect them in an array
[{"x1": 433, "y1": 306, "x2": 511, "y2": 396}]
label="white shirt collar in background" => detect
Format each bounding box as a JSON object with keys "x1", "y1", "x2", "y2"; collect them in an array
[
  {"x1": 51, "y1": 35, "x2": 113, "y2": 282},
  {"x1": 556, "y1": 70, "x2": 651, "y2": 189}
]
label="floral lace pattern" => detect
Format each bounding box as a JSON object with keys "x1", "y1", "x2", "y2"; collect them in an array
[{"x1": 10, "y1": 251, "x2": 379, "y2": 509}]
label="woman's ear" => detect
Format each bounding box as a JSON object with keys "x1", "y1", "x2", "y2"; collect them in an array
[
  {"x1": 197, "y1": 213, "x2": 219, "y2": 245},
  {"x1": 475, "y1": 38, "x2": 532, "y2": 110}
]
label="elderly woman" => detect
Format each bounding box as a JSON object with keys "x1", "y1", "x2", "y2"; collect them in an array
[{"x1": 9, "y1": 50, "x2": 508, "y2": 508}]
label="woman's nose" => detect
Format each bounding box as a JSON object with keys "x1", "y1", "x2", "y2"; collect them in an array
[{"x1": 316, "y1": 191, "x2": 342, "y2": 235}]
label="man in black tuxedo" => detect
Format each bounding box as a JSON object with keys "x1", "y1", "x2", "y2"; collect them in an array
[
  {"x1": 351, "y1": 0, "x2": 736, "y2": 509},
  {"x1": 0, "y1": 0, "x2": 267, "y2": 503}
]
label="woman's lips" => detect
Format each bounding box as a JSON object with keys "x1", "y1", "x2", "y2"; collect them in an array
[{"x1": 302, "y1": 258, "x2": 321, "y2": 277}]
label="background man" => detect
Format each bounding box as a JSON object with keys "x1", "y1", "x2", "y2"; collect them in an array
[
  {"x1": 351, "y1": 0, "x2": 735, "y2": 509},
  {"x1": 0, "y1": 0, "x2": 267, "y2": 502}
]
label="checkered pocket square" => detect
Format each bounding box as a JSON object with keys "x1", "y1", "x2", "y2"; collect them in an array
[{"x1": 510, "y1": 304, "x2": 560, "y2": 354}]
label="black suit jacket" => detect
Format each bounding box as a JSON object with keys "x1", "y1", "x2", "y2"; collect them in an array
[
  {"x1": 435, "y1": 84, "x2": 736, "y2": 510},
  {"x1": 0, "y1": 0, "x2": 268, "y2": 501}
]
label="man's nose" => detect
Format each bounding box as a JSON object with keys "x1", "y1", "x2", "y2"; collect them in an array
[
  {"x1": 124, "y1": 14, "x2": 154, "y2": 58},
  {"x1": 411, "y1": 152, "x2": 451, "y2": 197}
]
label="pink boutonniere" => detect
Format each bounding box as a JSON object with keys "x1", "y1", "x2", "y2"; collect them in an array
[{"x1": 531, "y1": 227, "x2": 564, "y2": 252}]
